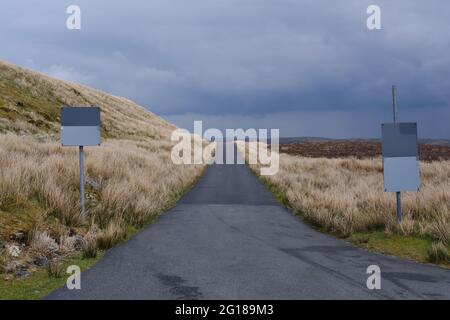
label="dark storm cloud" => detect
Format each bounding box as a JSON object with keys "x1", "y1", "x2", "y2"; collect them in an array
[{"x1": 0, "y1": 0, "x2": 449, "y2": 137}]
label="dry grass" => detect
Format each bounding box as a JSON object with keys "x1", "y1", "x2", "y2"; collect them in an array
[
  {"x1": 30, "y1": 231, "x2": 59, "y2": 258},
  {"x1": 237, "y1": 141, "x2": 450, "y2": 243},
  {"x1": 81, "y1": 233, "x2": 98, "y2": 259},
  {"x1": 0, "y1": 134, "x2": 202, "y2": 225},
  {"x1": 0, "y1": 134, "x2": 203, "y2": 265},
  {"x1": 96, "y1": 221, "x2": 127, "y2": 250},
  {"x1": 427, "y1": 242, "x2": 449, "y2": 263},
  {"x1": 47, "y1": 260, "x2": 64, "y2": 278},
  {"x1": 0, "y1": 60, "x2": 205, "y2": 277}
]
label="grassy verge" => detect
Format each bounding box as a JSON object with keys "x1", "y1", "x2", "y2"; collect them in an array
[
  {"x1": 348, "y1": 232, "x2": 436, "y2": 263},
  {"x1": 0, "y1": 164, "x2": 208, "y2": 300},
  {"x1": 254, "y1": 166, "x2": 450, "y2": 269},
  {"x1": 0, "y1": 253, "x2": 102, "y2": 300}
]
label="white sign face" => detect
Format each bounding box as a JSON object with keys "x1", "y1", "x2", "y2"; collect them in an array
[
  {"x1": 61, "y1": 107, "x2": 101, "y2": 146},
  {"x1": 383, "y1": 157, "x2": 420, "y2": 192},
  {"x1": 381, "y1": 123, "x2": 420, "y2": 192}
]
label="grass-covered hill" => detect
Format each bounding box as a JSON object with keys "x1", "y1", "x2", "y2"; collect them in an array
[
  {"x1": 0, "y1": 60, "x2": 175, "y2": 139},
  {"x1": 0, "y1": 60, "x2": 204, "y2": 298}
]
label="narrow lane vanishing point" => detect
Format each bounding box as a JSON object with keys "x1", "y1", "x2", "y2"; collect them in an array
[{"x1": 48, "y1": 143, "x2": 450, "y2": 299}]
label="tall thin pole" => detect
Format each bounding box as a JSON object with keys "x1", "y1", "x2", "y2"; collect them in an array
[
  {"x1": 396, "y1": 191, "x2": 402, "y2": 223},
  {"x1": 392, "y1": 85, "x2": 402, "y2": 223},
  {"x1": 392, "y1": 85, "x2": 398, "y2": 122},
  {"x1": 79, "y1": 145, "x2": 85, "y2": 218}
]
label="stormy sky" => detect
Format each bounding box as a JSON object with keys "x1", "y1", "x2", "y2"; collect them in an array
[{"x1": 1, "y1": 0, "x2": 449, "y2": 138}]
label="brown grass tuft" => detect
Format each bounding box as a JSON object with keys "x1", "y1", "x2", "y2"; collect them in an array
[
  {"x1": 81, "y1": 231, "x2": 98, "y2": 259},
  {"x1": 427, "y1": 242, "x2": 449, "y2": 263},
  {"x1": 96, "y1": 221, "x2": 127, "y2": 250},
  {"x1": 47, "y1": 260, "x2": 64, "y2": 278},
  {"x1": 30, "y1": 231, "x2": 59, "y2": 258},
  {"x1": 238, "y1": 141, "x2": 450, "y2": 243}
]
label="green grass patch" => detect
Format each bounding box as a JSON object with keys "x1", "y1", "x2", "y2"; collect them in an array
[
  {"x1": 0, "y1": 253, "x2": 102, "y2": 300},
  {"x1": 348, "y1": 232, "x2": 439, "y2": 263},
  {"x1": 257, "y1": 175, "x2": 296, "y2": 212},
  {"x1": 0, "y1": 199, "x2": 44, "y2": 243}
]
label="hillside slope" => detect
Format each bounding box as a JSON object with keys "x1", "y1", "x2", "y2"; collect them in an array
[
  {"x1": 0, "y1": 60, "x2": 174, "y2": 140},
  {"x1": 0, "y1": 60, "x2": 204, "y2": 290}
]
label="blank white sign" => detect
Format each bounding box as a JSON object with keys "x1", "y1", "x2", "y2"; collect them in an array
[
  {"x1": 383, "y1": 156, "x2": 420, "y2": 192},
  {"x1": 61, "y1": 126, "x2": 101, "y2": 146}
]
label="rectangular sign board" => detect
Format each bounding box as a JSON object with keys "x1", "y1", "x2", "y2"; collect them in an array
[
  {"x1": 61, "y1": 107, "x2": 101, "y2": 146},
  {"x1": 381, "y1": 122, "x2": 420, "y2": 192}
]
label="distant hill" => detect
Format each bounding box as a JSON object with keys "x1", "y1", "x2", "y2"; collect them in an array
[
  {"x1": 0, "y1": 60, "x2": 175, "y2": 141},
  {"x1": 279, "y1": 137, "x2": 450, "y2": 147}
]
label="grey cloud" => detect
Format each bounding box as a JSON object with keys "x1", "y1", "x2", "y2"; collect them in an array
[
  {"x1": 0, "y1": 0, "x2": 449, "y2": 137},
  {"x1": 166, "y1": 106, "x2": 450, "y2": 139}
]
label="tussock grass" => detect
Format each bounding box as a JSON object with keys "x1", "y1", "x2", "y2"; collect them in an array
[
  {"x1": 427, "y1": 242, "x2": 449, "y2": 263},
  {"x1": 0, "y1": 134, "x2": 202, "y2": 228},
  {"x1": 46, "y1": 260, "x2": 64, "y2": 278},
  {"x1": 237, "y1": 142, "x2": 450, "y2": 245},
  {"x1": 96, "y1": 221, "x2": 127, "y2": 250},
  {"x1": 81, "y1": 229, "x2": 99, "y2": 259},
  {"x1": 30, "y1": 231, "x2": 59, "y2": 258},
  {"x1": 0, "y1": 134, "x2": 203, "y2": 268},
  {"x1": 0, "y1": 60, "x2": 205, "y2": 281}
]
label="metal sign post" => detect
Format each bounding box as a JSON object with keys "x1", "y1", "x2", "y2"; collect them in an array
[
  {"x1": 79, "y1": 145, "x2": 85, "y2": 216},
  {"x1": 392, "y1": 85, "x2": 399, "y2": 123},
  {"x1": 381, "y1": 86, "x2": 420, "y2": 224},
  {"x1": 392, "y1": 85, "x2": 402, "y2": 223},
  {"x1": 61, "y1": 107, "x2": 101, "y2": 219}
]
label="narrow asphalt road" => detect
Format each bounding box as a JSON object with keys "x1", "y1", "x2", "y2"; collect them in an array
[{"x1": 48, "y1": 144, "x2": 450, "y2": 299}]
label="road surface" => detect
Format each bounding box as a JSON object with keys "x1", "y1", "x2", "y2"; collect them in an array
[{"x1": 48, "y1": 144, "x2": 450, "y2": 299}]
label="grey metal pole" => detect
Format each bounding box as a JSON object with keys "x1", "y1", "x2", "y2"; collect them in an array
[
  {"x1": 392, "y1": 85, "x2": 402, "y2": 223},
  {"x1": 392, "y1": 85, "x2": 398, "y2": 122},
  {"x1": 396, "y1": 191, "x2": 402, "y2": 223},
  {"x1": 79, "y1": 145, "x2": 85, "y2": 218}
]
